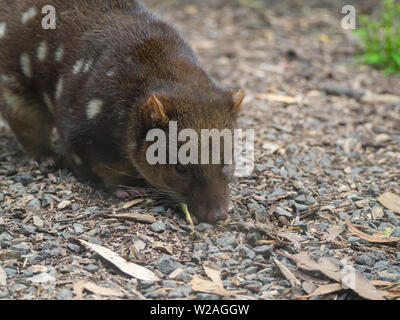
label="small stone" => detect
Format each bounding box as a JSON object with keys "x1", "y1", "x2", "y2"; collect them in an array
[
  {"x1": 67, "y1": 243, "x2": 81, "y2": 253},
  {"x1": 150, "y1": 221, "x2": 166, "y2": 233},
  {"x1": 254, "y1": 245, "x2": 274, "y2": 257},
  {"x1": 374, "y1": 261, "x2": 390, "y2": 269},
  {"x1": 275, "y1": 207, "x2": 293, "y2": 217},
  {"x1": 235, "y1": 244, "x2": 256, "y2": 260},
  {"x1": 56, "y1": 289, "x2": 74, "y2": 300},
  {"x1": 85, "y1": 264, "x2": 99, "y2": 273},
  {"x1": 294, "y1": 195, "x2": 306, "y2": 203},
  {"x1": 73, "y1": 223, "x2": 84, "y2": 234},
  {"x1": 0, "y1": 232, "x2": 12, "y2": 242},
  {"x1": 20, "y1": 225, "x2": 36, "y2": 235},
  {"x1": 27, "y1": 198, "x2": 41, "y2": 208},
  {"x1": 356, "y1": 254, "x2": 375, "y2": 267},
  {"x1": 217, "y1": 232, "x2": 238, "y2": 248},
  {"x1": 197, "y1": 293, "x2": 220, "y2": 300},
  {"x1": 158, "y1": 255, "x2": 182, "y2": 275}
]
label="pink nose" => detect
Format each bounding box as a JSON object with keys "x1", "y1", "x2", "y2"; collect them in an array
[{"x1": 207, "y1": 208, "x2": 228, "y2": 222}]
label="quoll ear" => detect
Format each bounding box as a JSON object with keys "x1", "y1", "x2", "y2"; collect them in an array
[
  {"x1": 141, "y1": 94, "x2": 169, "y2": 126},
  {"x1": 231, "y1": 88, "x2": 245, "y2": 113}
]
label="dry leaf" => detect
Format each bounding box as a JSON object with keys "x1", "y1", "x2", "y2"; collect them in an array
[
  {"x1": 57, "y1": 200, "x2": 71, "y2": 210},
  {"x1": 371, "y1": 207, "x2": 384, "y2": 220},
  {"x1": 33, "y1": 216, "x2": 44, "y2": 228},
  {"x1": 203, "y1": 265, "x2": 224, "y2": 289},
  {"x1": 378, "y1": 192, "x2": 400, "y2": 214},
  {"x1": 256, "y1": 93, "x2": 298, "y2": 104},
  {"x1": 190, "y1": 275, "x2": 243, "y2": 297},
  {"x1": 121, "y1": 199, "x2": 145, "y2": 209},
  {"x1": 280, "y1": 251, "x2": 387, "y2": 300},
  {"x1": 76, "y1": 239, "x2": 159, "y2": 281},
  {"x1": 83, "y1": 282, "x2": 124, "y2": 298},
  {"x1": 295, "y1": 283, "x2": 343, "y2": 299},
  {"x1": 152, "y1": 241, "x2": 173, "y2": 255},
  {"x1": 323, "y1": 225, "x2": 345, "y2": 242},
  {"x1": 112, "y1": 213, "x2": 156, "y2": 224},
  {"x1": 73, "y1": 280, "x2": 86, "y2": 300},
  {"x1": 168, "y1": 268, "x2": 184, "y2": 279},
  {"x1": 346, "y1": 218, "x2": 400, "y2": 243},
  {"x1": 0, "y1": 266, "x2": 6, "y2": 287},
  {"x1": 28, "y1": 265, "x2": 48, "y2": 274},
  {"x1": 274, "y1": 258, "x2": 301, "y2": 287}
]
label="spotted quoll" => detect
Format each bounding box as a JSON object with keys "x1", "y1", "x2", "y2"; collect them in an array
[{"x1": 0, "y1": 0, "x2": 245, "y2": 222}]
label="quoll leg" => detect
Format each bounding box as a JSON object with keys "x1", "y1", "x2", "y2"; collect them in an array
[{"x1": 0, "y1": 86, "x2": 54, "y2": 159}]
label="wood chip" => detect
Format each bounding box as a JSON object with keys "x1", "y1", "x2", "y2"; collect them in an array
[
  {"x1": 83, "y1": 282, "x2": 124, "y2": 298},
  {"x1": 0, "y1": 266, "x2": 6, "y2": 287},
  {"x1": 76, "y1": 239, "x2": 159, "y2": 281},
  {"x1": 111, "y1": 213, "x2": 157, "y2": 224},
  {"x1": 295, "y1": 283, "x2": 343, "y2": 299},
  {"x1": 57, "y1": 200, "x2": 71, "y2": 210},
  {"x1": 152, "y1": 241, "x2": 173, "y2": 255},
  {"x1": 121, "y1": 199, "x2": 145, "y2": 209},
  {"x1": 256, "y1": 93, "x2": 298, "y2": 104},
  {"x1": 274, "y1": 258, "x2": 301, "y2": 287},
  {"x1": 345, "y1": 218, "x2": 400, "y2": 243},
  {"x1": 378, "y1": 192, "x2": 400, "y2": 214}
]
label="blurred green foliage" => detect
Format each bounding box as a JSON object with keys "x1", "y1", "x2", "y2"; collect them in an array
[{"x1": 355, "y1": 0, "x2": 400, "y2": 74}]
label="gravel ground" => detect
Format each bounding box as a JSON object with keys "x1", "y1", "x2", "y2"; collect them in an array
[{"x1": 0, "y1": 0, "x2": 399, "y2": 300}]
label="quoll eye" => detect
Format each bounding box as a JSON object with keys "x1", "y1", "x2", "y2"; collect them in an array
[{"x1": 175, "y1": 163, "x2": 187, "y2": 175}]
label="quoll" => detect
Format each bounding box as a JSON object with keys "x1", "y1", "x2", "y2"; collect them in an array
[{"x1": 0, "y1": 0, "x2": 245, "y2": 222}]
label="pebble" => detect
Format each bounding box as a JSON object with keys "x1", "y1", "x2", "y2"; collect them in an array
[
  {"x1": 356, "y1": 254, "x2": 375, "y2": 267},
  {"x1": 275, "y1": 207, "x2": 293, "y2": 217},
  {"x1": 27, "y1": 198, "x2": 41, "y2": 208},
  {"x1": 158, "y1": 255, "x2": 182, "y2": 275},
  {"x1": 73, "y1": 223, "x2": 84, "y2": 234},
  {"x1": 67, "y1": 243, "x2": 81, "y2": 253},
  {"x1": 253, "y1": 245, "x2": 274, "y2": 257},
  {"x1": 150, "y1": 221, "x2": 166, "y2": 233},
  {"x1": 56, "y1": 288, "x2": 74, "y2": 300},
  {"x1": 85, "y1": 264, "x2": 99, "y2": 273},
  {"x1": 217, "y1": 232, "x2": 238, "y2": 248},
  {"x1": 235, "y1": 244, "x2": 256, "y2": 260},
  {"x1": 197, "y1": 293, "x2": 220, "y2": 300}
]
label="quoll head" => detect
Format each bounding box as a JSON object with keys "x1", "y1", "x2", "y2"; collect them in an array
[{"x1": 129, "y1": 86, "x2": 245, "y2": 223}]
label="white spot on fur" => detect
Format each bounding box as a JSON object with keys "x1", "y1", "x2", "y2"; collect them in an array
[
  {"x1": 1, "y1": 89, "x2": 25, "y2": 113},
  {"x1": 72, "y1": 154, "x2": 83, "y2": 165},
  {"x1": 83, "y1": 59, "x2": 93, "y2": 73},
  {"x1": 0, "y1": 74, "x2": 17, "y2": 86},
  {"x1": 86, "y1": 99, "x2": 104, "y2": 119},
  {"x1": 21, "y1": 7, "x2": 37, "y2": 25},
  {"x1": 20, "y1": 53, "x2": 32, "y2": 78},
  {"x1": 43, "y1": 93, "x2": 54, "y2": 114},
  {"x1": 37, "y1": 41, "x2": 48, "y2": 62},
  {"x1": 55, "y1": 46, "x2": 64, "y2": 62},
  {"x1": 0, "y1": 22, "x2": 6, "y2": 39},
  {"x1": 55, "y1": 78, "x2": 63, "y2": 100},
  {"x1": 72, "y1": 59, "x2": 84, "y2": 74},
  {"x1": 106, "y1": 69, "x2": 115, "y2": 77}
]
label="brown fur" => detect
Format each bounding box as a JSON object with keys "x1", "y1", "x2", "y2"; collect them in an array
[{"x1": 0, "y1": 0, "x2": 244, "y2": 222}]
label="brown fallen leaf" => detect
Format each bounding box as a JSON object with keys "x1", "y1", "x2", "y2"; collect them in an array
[
  {"x1": 152, "y1": 241, "x2": 173, "y2": 255},
  {"x1": 83, "y1": 282, "x2": 124, "y2": 298},
  {"x1": 256, "y1": 93, "x2": 298, "y2": 104},
  {"x1": 203, "y1": 265, "x2": 224, "y2": 289},
  {"x1": 278, "y1": 251, "x2": 387, "y2": 300},
  {"x1": 73, "y1": 280, "x2": 86, "y2": 300},
  {"x1": 323, "y1": 225, "x2": 345, "y2": 242},
  {"x1": 121, "y1": 199, "x2": 145, "y2": 210},
  {"x1": 190, "y1": 265, "x2": 244, "y2": 297},
  {"x1": 57, "y1": 200, "x2": 71, "y2": 210},
  {"x1": 190, "y1": 275, "x2": 244, "y2": 297},
  {"x1": 274, "y1": 258, "x2": 301, "y2": 288},
  {"x1": 345, "y1": 218, "x2": 400, "y2": 243},
  {"x1": 378, "y1": 192, "x2": 400, "y2": 214},
  {"x1": 295, "y1": 283, "x2": 343, "y2": 299},
  {"x1": 76, "y1": 239, "x2": 159, "y2": 281},
  {"x1": 111, "y1": 213, "x2": 156, "y2": 224}
]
